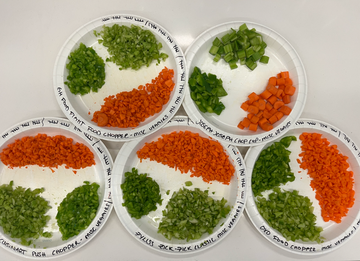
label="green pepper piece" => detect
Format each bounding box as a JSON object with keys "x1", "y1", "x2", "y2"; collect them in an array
[{"x1": 280, "y1": 136, "x2": 297, "y2": 148}]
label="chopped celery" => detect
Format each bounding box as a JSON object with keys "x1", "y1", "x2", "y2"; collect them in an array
[
  {"x1": 0, "y1": 181, "x2": 52, "y2": 245},
  {"x1": 208, "y1": 23, "x2": 270, "y2": 70},
  {"x1": 158, "y1": 188, "x2": 231, "y2": 241},
  {"x1": 94, "y1": 24, "x2": 168, "y2": 70},
  {"x1": 256, "y1": 187, "x2": 324, "y2": 243}
]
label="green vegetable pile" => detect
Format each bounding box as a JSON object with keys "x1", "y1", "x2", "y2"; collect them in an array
[
  {"x1": 158, "y1": 187, "x2": 231, "y2": 241},
  {"x1": 0, "y1": 181, "x2": 52, "y2": 246},
  {"x1": 64, "y1": 42, "x2": 106, "y2": 95},
  {"x1": 251, "y1": 136, "x2": 296, "y2": 197},
  {"x1": 256, "y1": 187, "x2": 324, "y2": 243},
  {"x1": 209, "y1": 23, "x2": 269, "y2": 70},
  {"x1": 95, "y1": 24, "x2": 168, "y2": 70},
  {"x1": 56, "y1": 181, "x2": 100, "y2": 240},
  {"x1": 188, "y1": 66, "x2": 227, "y2": 115},
  {"x1": 121, "y1": 168, "x2": 163, "y2": 219}
]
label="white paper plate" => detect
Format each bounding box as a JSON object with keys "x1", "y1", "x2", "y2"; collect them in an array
[
  {"x1": 54, "y1": 14, "x2": 186, "y2": 141},
  {"x1": 0, "y1": 117, "x2": 113, "y2": 259},
  {"x1": 183, "y1": 21, "x2": 307, "y2": 146},
  {"x1": 112, "y1": 116, "x2": 247, "y2": 254},
  {"x1": 245, "y1": 118, "x2": 360, "y2": 255}
]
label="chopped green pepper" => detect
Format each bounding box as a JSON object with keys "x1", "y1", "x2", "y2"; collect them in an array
[
  {"x1": 188, "y1": 66, "x2": 227, "y2": 115},
  {"x1": 251, "y1": 136, "x2": 297, "y2": 197}
]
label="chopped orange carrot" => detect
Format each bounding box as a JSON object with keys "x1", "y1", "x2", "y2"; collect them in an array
[
  {"x1": 0, "y1": 134, "x2": 95, "y2": 170},
  {"x1": 248, "y1": 92, "x2": 260, "y2": 104},
  {"x1": 284, "y1": 84, "x2": 296, "y2": 96},
  {"x1": 92, "y1": 67, "x2": 175, "y2": 128},
  {"x1": 273, "y1": 100, "x2": 285, "y2": 110},
  {"x1": 260, "y1": 90, "x2": 272, "y2": 100},
  {"x1": 274, "y1": 111, "x2": 284, "y2": 121},
  {"x1": 136, "y1": 131, "x2": 235, "y2": 185},
  {"x1": 266, "y1": 84, "x2": 278, "y2": 95},
  {"x1": 249, "y1": 123, "x2": 258, "y2": 132},
  {"x1": 240, "y1": 101, "x2": 249, "y2": 111},
  {"x1": 263, "y1": 109, "x2": 273, "y2": 119},
  {"x1": 247, "y1": 105, "x2": 259, "y2": 115},
  {"x1": 237, "y1": 122, "x2": 245, "y2": 129},
  {"x1": 240, "y1": 117, "x2": 251, "y2": 127},
  {"x1": 250, "y1": 115, "x2": 260, "y2": 124},
  {"x1": 268, "y1": 76, "x2": 277, "y2": 86},
  {"x1": 276, "y1": 77, "x2": 285, "y2": 85},
  {"x1": 283, "y1": 94, "x2": 291, "y2": 104},
  {"x1": 265, "y1": 102, "x2": 273, "y2": 111},
  {"x1": 298, "y1": 132, "x2": 355, "y2": 223},
  {"x1": 268, "y1": 115, "x2": 278, "y2": 124},
  {"x1": 276, "y1": 89, "x2": 283, "y2": 98},
  {"x1": 278, "y1": 105, "x2": 292, "y2": 115}
]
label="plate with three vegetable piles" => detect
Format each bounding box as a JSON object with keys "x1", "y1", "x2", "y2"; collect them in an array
[
  {"x1": 111, "y1": 116, "x2": 247, "y2": 254},
  {"x1": 53, "y1": 14, "x2": 186, "y2": 142},
  {"x1": 0, "y1": 117, "x2": 112, "y2": 259},
  {"x1": 183, "y1": 21, "x2": 307, "y2": 146},
  {"x1": 245, "y1": 118, "x2": 360, "y2": 254}
]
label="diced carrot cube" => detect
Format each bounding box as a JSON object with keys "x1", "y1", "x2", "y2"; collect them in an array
[{"x1": 249, "y1": 123, "x2": 258, "y2": 132}]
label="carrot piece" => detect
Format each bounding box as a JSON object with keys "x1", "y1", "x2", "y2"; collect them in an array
[
  {"x1": 240, "y1": 101, "x2": 249, "y2": 111},
  {"x1": 284, "y1": 84, "x2": 296, "y2": 96},
  {"x1": 278, "y1": 105, "x2": 292, "y2": 115},
  {"x1": 257, "y1": 99, "x2": 266, "y2": 111},
  {"x1": 249, "y1": 123, "x2": 258, "y2": 132},
  {"x1": 268, "y1": 77, "x2": 277, "y2": 86},
  {"x1": 260, "y1": 122, "x2": 274, "y2": 131},
  {"x1": 298, "y1": 132, "x2": 355, "y2": 223},
  {"x1": 248, "y1": 92, "x2": 260, "y2": 104},
  {"x1": 268, "y1": 115, "x2": 278, "y2": 124},
  {"x1": 265, "y1": 102, "x2": 273, "y2": 111},
  {"x1": 250, "y1": 115, "x2": 260, "y2": 124},
  {"x1": 276, "y1": 77, "x2": 285, "y2": 85},
  {"x1": 283, "y1": 94, "x2": 291, "y2": 104},
  {"x1": 267, "y1": 95, "x2": 277, "y2": 105},
  {"x1": 263, "y1": 109, "x2": 273, "y2": 119},
  {"x1": 278, "y1": 84, "x2": 285, "y2": 90},
  {"x1": 256, "y1": 110, "x2": 264, "y2": 119},
  {"x1": 260, "y1": 90, "x2": 272, "y2": 100},
  {"x1": 237, "y1": 122, "x2": 245, "y2": 129},
  {"x1": 240, "y1": 117, "x2": 251, "y2": 127},
  {"x1": 266, "y1": 84, "x2": 278, "y2": 95},
  {"x1": 285, "y1": 77, "x2": 293, "y2": 85},
  {"x1": 276, "y1": 89, "x2": 283, "y2": 98},
  {"x1": 274, "y1": 111, "x2": 284, "y2": 120},
  {"x1": 247, "y1": 105, "x2": 259, "y2": 115},
  {"x1": 269, "y1": 108, "x2": 278, "y2": 115},
  {"x1": 247, "y1": 113, "x2": 254, "y2": 120},
  {"x1": 280, "y1": 71, "x2": 289, "y2": 78},
  {"x1": 258, "y1": 117, "x2": 268, "y2": 127},
  {"x1": 273, "y1": 100, "x2": 285, "y2": 110}
]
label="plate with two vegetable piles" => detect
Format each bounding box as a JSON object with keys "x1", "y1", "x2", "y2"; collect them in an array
[
  {"x1": 183, "y1": 21, "x2": 307, "y2": 146},
  {"x1": 245, "y1": 119, "x2": 360, "y2": 254},
  {"x1": 53, "y1": 14, "x2": 186, "y2": 142},
  {"x1": 111, "y1": 116, "x2": 247, "y2": 254},
  {"x1": 0, "y1": 117, "x2": 112, "y2": 258}
]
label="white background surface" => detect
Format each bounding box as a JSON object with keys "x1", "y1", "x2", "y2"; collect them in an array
[{"x1": 1, "y1": 0, "x2": 360, "y2": 260}]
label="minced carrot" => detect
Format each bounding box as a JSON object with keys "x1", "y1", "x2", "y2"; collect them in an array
[
  {"x1": 136, "y1": 131, "x2": 235, "y2": 185},
  {"x1": 0, "y1": 134, "x2": 95, "y2": 170},
  {"x1": 297, "y1": 132, "x2": 355, "y2": 223},
  {"x1": 92, "y1": 67, "x2": 175, "y2": 128},
  {"x1": 238, "y1": 71, "x2": 296, "y2": 132}
]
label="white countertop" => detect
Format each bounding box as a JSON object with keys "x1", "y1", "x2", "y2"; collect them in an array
[{"x1": 1, "y1": 0, "x2": 360, "y2": 260}]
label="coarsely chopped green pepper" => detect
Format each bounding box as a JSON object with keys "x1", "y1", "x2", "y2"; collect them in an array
[
  {"x1": 121, "y1": 168, "x2": 162, "y2": 219},
  {"x1": 188, "y1": 66, "x2": 227, "y2": 115},
  {"x1": 251, "y1": 136, "x2": 297, "y2": 197},
  {"x1": 56, "y1": 181, "x2": 99, "y2": 240},
  {"x1": 0, "y1": 181, "x2": 52, "y2": 246},
  {"x1": 64, "y1": 43, "x2": 105, "y2": 95},
  {"x1": 256, "y1": 187, "x2": 324, "y2": 243},
  {"x1": 158, "y1": 187, "x2": 231, "y2": 241},
  {"x1": 209, "y1": 23, "x2": 270, "y2": 71},
  {"x1": 94, "y1": 24, "x2": 168, "y2": 70}
]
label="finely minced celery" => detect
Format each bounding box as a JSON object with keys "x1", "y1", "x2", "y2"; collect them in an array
[
  {"x1": 94, "y1": 24, "x2": 168, "y2": 70},
  {"x1": 158, "y1": 187, "x2": 231, "y2": 241},
  {"x1": 0, "y1": 181, "x2": 52, "y2": 246}
]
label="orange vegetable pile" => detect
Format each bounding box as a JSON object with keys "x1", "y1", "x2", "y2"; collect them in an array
[
  {"x1": 92, "y1": 67, "x2": 175, "y2": 128},
  {"x1": 0, "y1": 134, "x2": 95, "y2": 170},
  {"x1": 237, "y1": 71, "x2": 295, "y2": 132},
  {"x1": 297, "y1": 132, "x2": 355, "y2": 223},
  {"x1": 136, "y1": 130, "x2": 235, "y2": 185}
]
